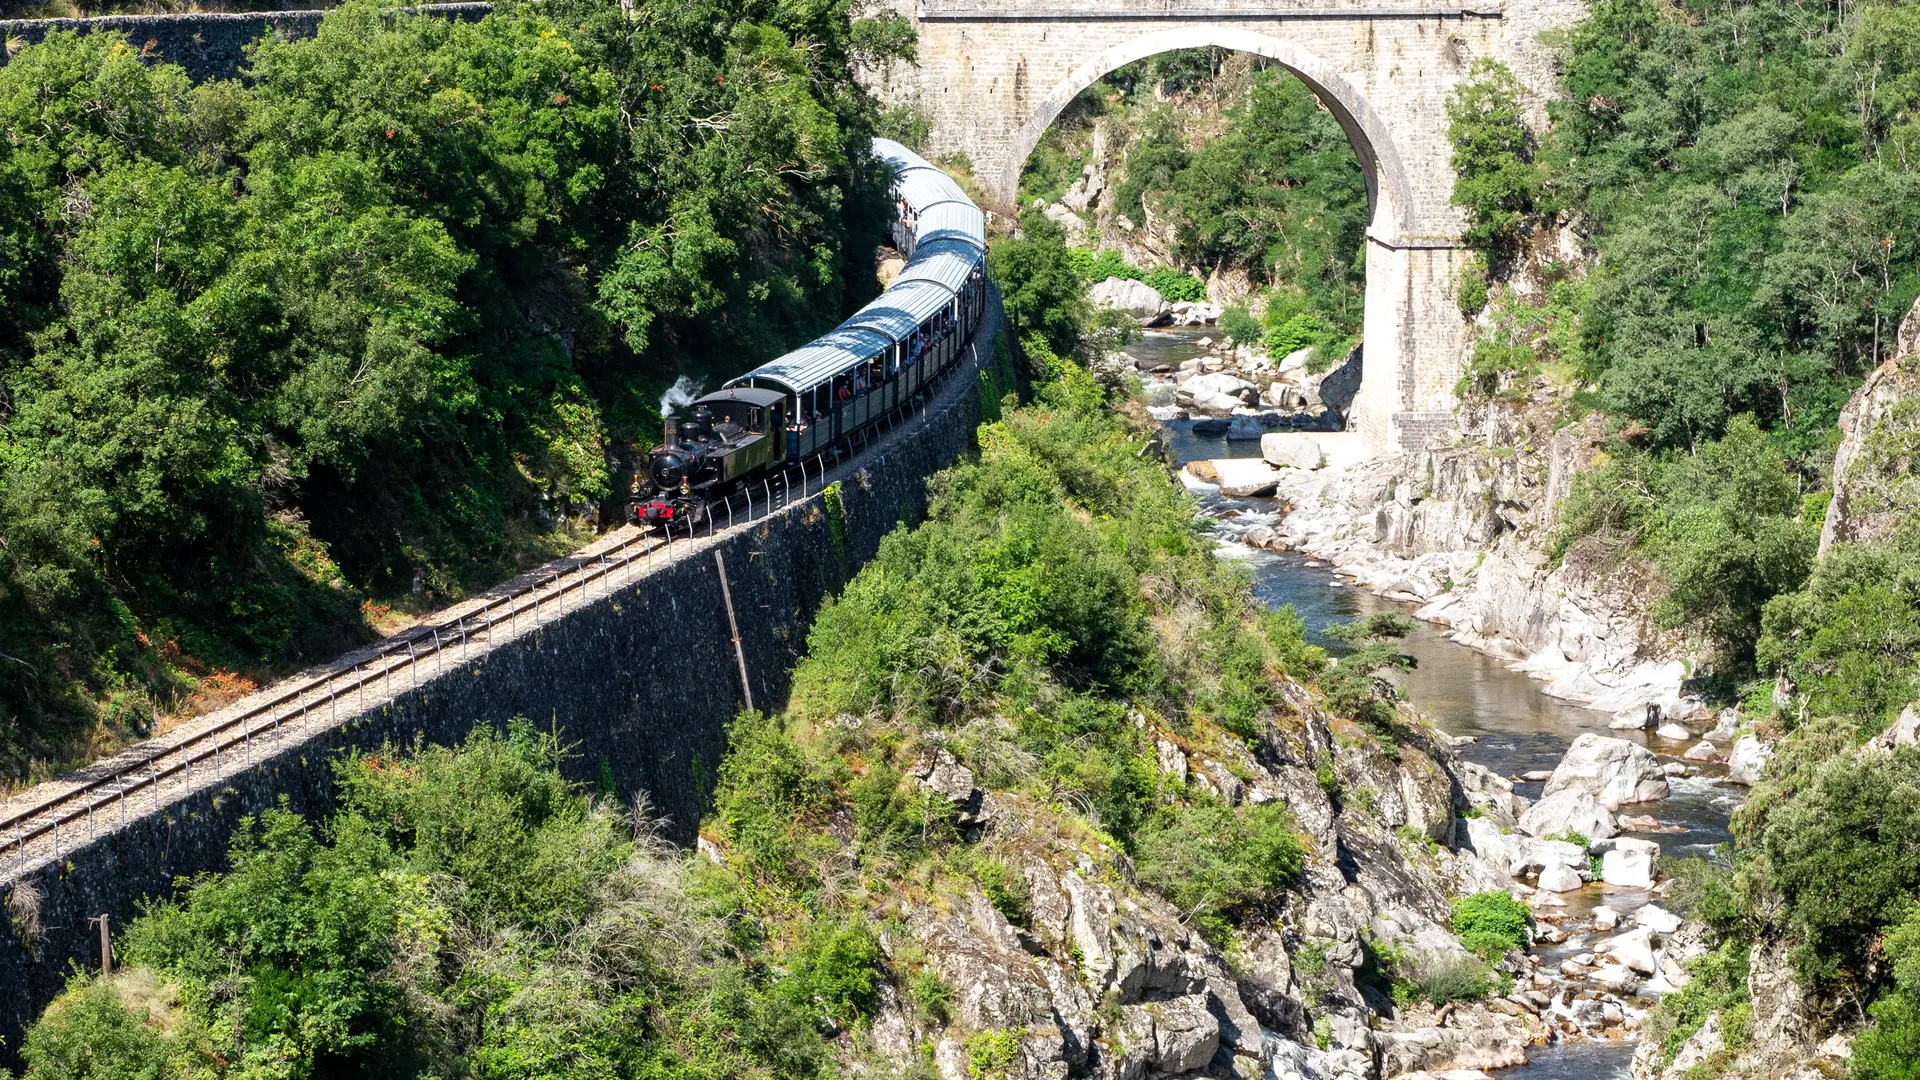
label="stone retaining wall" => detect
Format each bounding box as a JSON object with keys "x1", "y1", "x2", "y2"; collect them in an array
[
  {"x1": 0, "y1": 4, "x2": 489, "y2": 81},
  {"x1": 0, "y1": 297, "x2": 1005, "y2": 1063}
]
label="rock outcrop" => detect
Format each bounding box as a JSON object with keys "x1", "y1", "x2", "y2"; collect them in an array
[
  {"x1": 1252, "y1": 422, "x2": 1704, "y2": 721},
  {"x1": 1542, "y1": 734, "x2": 1669, "y2": 810},
  {"x1": 1819, "y1": 296, "x2": 1920, "y2": 556},
  {"x1": 860, "y1": 669, "x2": 1596, "y2": 1080},
  {"x1": 1091, "y1": 276, "x2": 1171, "y2": 326}
]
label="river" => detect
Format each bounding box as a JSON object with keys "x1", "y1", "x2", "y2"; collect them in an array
[{"x1": 1136, "y1": 329, "x2": 1740, "y2": 1080}]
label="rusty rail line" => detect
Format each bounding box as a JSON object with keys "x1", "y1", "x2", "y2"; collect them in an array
[{"x1": 0, "y1": 340, "x2": 983, "y2": 878}]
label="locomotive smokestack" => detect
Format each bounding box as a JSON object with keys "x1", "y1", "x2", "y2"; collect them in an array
[{"x1": 663, "y1": 418, "x2": 679, "y2": 446}]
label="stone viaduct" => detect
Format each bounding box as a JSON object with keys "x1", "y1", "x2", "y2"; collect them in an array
[{"x1": 865, "y1": 0, "x2": 1582, "y2": 453}]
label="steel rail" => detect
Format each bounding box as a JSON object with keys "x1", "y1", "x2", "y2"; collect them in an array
[{"x1": 0, "y1": 307, "x2": 989, "y2": 876}]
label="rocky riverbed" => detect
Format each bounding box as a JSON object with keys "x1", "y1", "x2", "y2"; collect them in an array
[{"x1": 1134, "y1": 329, "x2": 1752, "y2": 1080}]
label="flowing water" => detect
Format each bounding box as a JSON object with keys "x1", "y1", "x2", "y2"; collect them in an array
[{"x1": 1132, "y1": 328, "x2": 1743, "y2": 1078}]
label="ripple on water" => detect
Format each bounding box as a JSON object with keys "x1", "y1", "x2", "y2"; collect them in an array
[{"x1": 1499, "y1": 1038, "x2": 1636, "y2": 1080}]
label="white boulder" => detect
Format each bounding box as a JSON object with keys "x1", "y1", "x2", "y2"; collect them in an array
[
  {"x1": 1189, "y1": 390, "x2": 1244, "y2": 414},
  {"x1": 1591, "y1": 964, "x2": 1640, "y2": 992},
  {"x1": 1632, "y1": 905, "x2": 1683, "y2": 934},
  {"x1": 1592, "y1": 905, "x2": 1620, "y2": 932},
  {"x1": 1090, "y1": 276, "x2": 1170, "y2": 325},
  {"x1": 1537, "y1": 862, "x2": 1585, "y2": 893},
  {"x1": 1184, "y1": 372, "x2": 1258, "y2": 400},
  {"x1": 1683, "y1": 741, "x2": 1720, "y2": 762},
  {"x1": 1609, "y1": 708, "x2": 1657, "y2": 731},
  {"x1": 1655, "y1": 723, "x2": 1693, "y2": 741},
  {"x1": 1517, "y1": 838, "x2": 1587, "y2": 877},
  {"x1": 1599, "y1": 837, "x2": 1661, "y2": 889},
  {"x1": 1726, "y1": 733, "x2": 1773, "y2": 786},
  {"x1": 1542, "y1": 733, "x2": 1671, "y2": 810},
  {"x1": 1518, "y1": 787, "x2": 1619, "y2": 841},
  {"x1": 1276, "y1": 346, "x2": 1314, "y2": 373},
  {"x1": 1261, "y1": 433, "x2": 1325, "y2": 470},
  {"x1": 1210, "y1": 458, "x2": 1283, "y2": 498},
  {"x1": 1609, "y1": 926, "x2": 1660, "y2": 975}
]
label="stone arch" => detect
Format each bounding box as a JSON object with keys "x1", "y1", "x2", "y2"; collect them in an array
[{"x1": 1002, "y1": 26, "x2": 1419, "y2": 241}]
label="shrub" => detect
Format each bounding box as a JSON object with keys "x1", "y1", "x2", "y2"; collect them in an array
[
  {"x1": 1641, "y1": 940, "x2": 1751, "y2": 1067},
  {"x1": 1750, "y1": 747, "x2": 1920, "y2": 989},
  {"x1": 781, "y1": 919, "x2": 884, "y2": 1030},
  {"x1": 1135, "y1": 802, "x2": 1305, "y2": 940},
  {"x1": 1142, "y1": 266, "x2": 1207, "y2": 303},
  {"x1": 712, "y1": 711, "x2": 834, "y2": 886},
  {"x1": 1445, "y1": 58, "x2": 1542, "y2": 259},
  {"x1": 1664, "y1": 856, "x2": 1750, "y2": 938},
  {"x1": 966, "y1": 1030, "x2": 1021, "y2": 1079},
  {"x1": 991, "y1": 210, "x2": 1093, "y2": 360},
  {"x1": 1220, "y1": 305, "x2": 1262, "y2": 348},
  {"x1": 1451, "y1": 890, "x2": 1531, "y2": 959},
  {"x1": 1395, "y1": 824, "x2": 1440, "y2": 854},
  {"x1": 907, "y1": 970, "x2": 955, "y2": 1025},
  {"x1": 974, "y1": 856, "x2": 1033, "y2": 926},
  {"x1": 1758, "y1": 529, "x2": 1920, "y2": 733},
  {"x1": 1320, "y1": 613, "x2": 1417, "y2": 733},
  {"x1": 1550, "y1": 417, "x2": 1816, "y2": 663},
  {"x1": 876, "y1": 105, "x2": 932, "y2": 151},
  {"x1": 21, "y1": 977, "x2": 174, "y2": 1080},
  {"x1": 1854, "y1": 992, "x2": 1920, "y2": 1080},
  {"x1": 1393, "y1": 952, "x2": 1499, "y2": 1007},
  {"x1": 852, "y1": 761, "x2": 955, "y2": 867}
]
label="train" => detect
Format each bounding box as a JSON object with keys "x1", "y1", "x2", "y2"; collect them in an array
[{"x1": 633, "y1": 138, "x2": 989, "y2": 528}]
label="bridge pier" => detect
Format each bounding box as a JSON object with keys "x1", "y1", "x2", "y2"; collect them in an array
[{"x1": 1357, "y1": 237, "x2": 1478, "y2": 452}]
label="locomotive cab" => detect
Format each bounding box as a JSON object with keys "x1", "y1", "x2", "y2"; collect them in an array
[{"x1": 635, "y1": 388, "x2": 787, "y2": 528}]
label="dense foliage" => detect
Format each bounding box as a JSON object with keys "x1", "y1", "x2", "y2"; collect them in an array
[
  {"x1": 1018, "y1": 54, "x2": 1368, "y2": 368},
  {"x1": 19, "y1": 723, "x2": 879, "y2": 1079},
  {"x1": 1545, "y1": 0, "x2": 1920, "y2": 456},
  {"x1": 1551, "y1": 417, "x2": 1819, "y2": 662},
  {"x1": 1518, "y1": 0, "x2": 1920, "y2": 685},
  {"x1": 1445, "y1": 59, "x2": 1543, "y2": 272},
  {"x1": 0, "y1": 0, "x2": 906, "y2": 783},
  {"x1": 1458, "y1": 0, "x2": 1920, "y2": 1062}
]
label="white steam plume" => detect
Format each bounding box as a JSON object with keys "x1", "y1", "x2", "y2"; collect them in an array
[{"x1": 659, "y1": 375, "x2": 703, "y2": 417}]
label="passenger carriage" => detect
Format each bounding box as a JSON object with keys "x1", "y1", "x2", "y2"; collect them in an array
[{"x1": 633, "y1": 139, "x2": 989, "y2": 527}]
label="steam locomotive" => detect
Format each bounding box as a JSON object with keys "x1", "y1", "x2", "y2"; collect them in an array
[{"x1": 633, "y1": 139, "x2": 988, "y2": 528}]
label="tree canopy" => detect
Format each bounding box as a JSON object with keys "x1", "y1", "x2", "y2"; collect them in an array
[{"x1": 0, "y1": 0, "x2": 909, "y2": 782}]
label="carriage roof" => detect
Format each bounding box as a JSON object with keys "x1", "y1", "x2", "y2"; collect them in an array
[
  {"x1": 692, "y1": 386, "x2": 786, "y2": 409},
  {"x1": 729, "y1": 140, "x2": 982, "y2": 398}
]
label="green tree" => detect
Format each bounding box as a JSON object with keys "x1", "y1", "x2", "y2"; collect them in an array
[
  {"x1": 991, "y1": 209, "x2": 1093, "y2": 361},
  {"x1": 1445, "y1": 58, "x2": 1542, "y2": 261}
]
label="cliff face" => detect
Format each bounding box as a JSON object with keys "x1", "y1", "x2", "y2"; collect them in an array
[
  {"x1": 1819, "y1": 298, "x2": 1920, "y2": 557},
  {"x1": 1262, "y1": 412, "x2": 1698, "y2": 725},
  {"x1": 851, "y1": 680, "x2": 1555, "y2": 1080}
]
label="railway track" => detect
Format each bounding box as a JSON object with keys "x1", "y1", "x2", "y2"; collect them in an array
[{"x1": 0, "y1": 343, "x2": 982, "y2": 880}]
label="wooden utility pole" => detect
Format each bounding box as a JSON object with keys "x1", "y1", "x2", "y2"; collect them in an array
[
  {"x1": 714, "y1": 551, "x2": 755, "y2": 713},
  {"x1": 89, "y1": 913, "x2": 111, "y2": 975}
]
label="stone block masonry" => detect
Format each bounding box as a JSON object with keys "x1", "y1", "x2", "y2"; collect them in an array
[
  {"x1": 0, "y1": 295, "x2": 1005, "y2": 1063},
  {"x1": 863, "y1": 0, "x2": 1587, "y2": 454}
]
